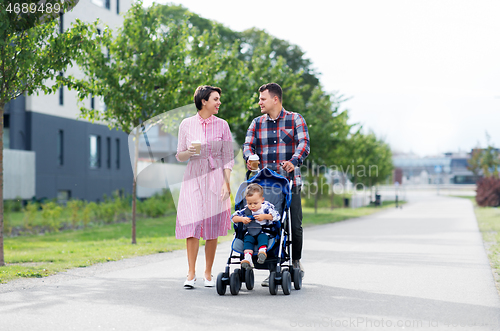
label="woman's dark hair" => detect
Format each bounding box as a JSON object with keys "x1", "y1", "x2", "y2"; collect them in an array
[
  {"x1": 259, "y1": 83, "x2": 282, "y2": 103},
  {"x1": 194, "y1": 85, "x2": 222, "y2": 110}
]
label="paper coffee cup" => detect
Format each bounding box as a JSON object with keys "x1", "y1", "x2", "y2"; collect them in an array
[
  {"x1": 249, "y1": 154, "x2": 260, "y2": 171},
  {"x1": 192, "y1": 140, "x2": 201, "y2": 156}
]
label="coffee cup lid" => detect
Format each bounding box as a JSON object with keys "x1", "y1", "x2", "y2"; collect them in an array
[
  {"x1": 192, "y1": 140, "x2": 201, "y2": 144},
  {"x1": 249, "y1": 155, "x2": 259, "y2": 160}
]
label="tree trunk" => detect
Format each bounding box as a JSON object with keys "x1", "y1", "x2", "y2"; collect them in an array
[
  {"x1": 131, "y1": 130, "x2": 139, "y2": 245},
  {"x1": 330, "y1": 181, "x2": 335, "y2": 210},
  {"x1": 314, "y1": 164, "x2": 319, "y2": 214},
  {"x1": 0, "y1": 102, "x2": 5, "y2": 266},
  {"x1": 342, "y1": 172, "x2": 346, "y2": 208}
]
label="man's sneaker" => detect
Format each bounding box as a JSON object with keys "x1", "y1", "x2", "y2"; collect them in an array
[
  {"x1": 241, "y1": 259, "x2": 254, "y2": 270},
  {"x1": 257, "y1": 251, "x2": 267, "y2": 264},
  {"x1": 292, "y1": 260, "x2": 305, "y2": 279},
  {"x1": 261, "y1": 276, "x2": 269, "y2": 287}
]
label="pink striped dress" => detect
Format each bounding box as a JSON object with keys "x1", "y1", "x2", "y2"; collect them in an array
[{"x1": 175, "y1": 112, "x2": 234, "y2": 240}]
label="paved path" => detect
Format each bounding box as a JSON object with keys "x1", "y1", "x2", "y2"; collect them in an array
[{"x1": 1, "y1": 193, "x2": 499, "y2": 330}]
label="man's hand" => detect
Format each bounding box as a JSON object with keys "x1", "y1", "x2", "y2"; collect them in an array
[
  {"x1": 280, "y1": 161, "x2": 295, "y2": 173},
  {"x1": 246, "y1": 159, "x2": 253, "y2": 171}
]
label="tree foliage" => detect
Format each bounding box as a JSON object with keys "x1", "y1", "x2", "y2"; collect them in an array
[
  {"x1": 65, "y1": 1, "x2": 247, "y2": 243},
  {"x1": 467, "y1": 133, "x2": 500, "y2": 179},
  {"x1": 0, "y1": 4, "x2": 97, "y2": 266}
]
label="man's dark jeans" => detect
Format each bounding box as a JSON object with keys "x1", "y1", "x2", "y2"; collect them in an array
[{"x1": 289, "y1": 185, "x2": 303, "y2": 261}]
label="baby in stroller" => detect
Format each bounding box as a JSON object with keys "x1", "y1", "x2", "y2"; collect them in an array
[{"x1": 231, "y1": 183, "x2": 280, "y2": 270}]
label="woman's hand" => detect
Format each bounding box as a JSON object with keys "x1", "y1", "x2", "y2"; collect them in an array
[
  {"x1": 220, "y1": 182, "x2": 230, "y2": 201},
  {"x1": 186, "y1": 145, "x2": 197, "y2": 157}
]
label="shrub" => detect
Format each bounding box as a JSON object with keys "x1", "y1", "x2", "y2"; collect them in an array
[
  {"x1": 66, "y1": 199, "x2": 83, "y2": 228},
  {"x1": 136, "y1": 189, "x2": 176, "y2": 218},
  {"x1": 5, "y1": 197, "x2": 23, "y2": 212},
  {"x1": 98, "y1": 201, "x2": 117, "y2": 224},
  {"x1": 82, "y1": 202, "x2": 97, "y2": 228},
  {"x1": 3, "y1": 203, "x2": 12, "y2": 235},
  {"x1": 111, "y1": 191, "x2": 130, "y2": 220},
  {"x1": 23, "y1": 202, "x2": 39, "y2": 230},
  {"x1": 41, "y1": 202, "x2": 63, "y2": 232},
  {"x1": 476, "y1": 177, "x2": 500, "y2": 207}
]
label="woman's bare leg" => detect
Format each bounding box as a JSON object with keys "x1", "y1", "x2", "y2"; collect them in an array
[
  {"x1": 204, "y1": 239, "x2": 218, "y2": 281},
  {"x1": 186, "y1": 237, "x2": 199, "y2": 280}
]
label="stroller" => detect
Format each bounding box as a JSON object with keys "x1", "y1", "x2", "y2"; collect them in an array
[{"x1": 216, "y1": 167, "x2": 302, "y2": 295}]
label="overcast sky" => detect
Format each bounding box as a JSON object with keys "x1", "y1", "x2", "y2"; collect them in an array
[{"x1": 144, "y1": 0, "x2": 500, "y2": 157}]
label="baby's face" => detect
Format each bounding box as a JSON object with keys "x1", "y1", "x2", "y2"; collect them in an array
[{"x1": 246, "y1": 194, "x2": 265, "y2": 212}]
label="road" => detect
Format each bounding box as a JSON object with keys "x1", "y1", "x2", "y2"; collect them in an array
[{"x1": 1, "y1": 193, "x2": 499, "y2": 330}]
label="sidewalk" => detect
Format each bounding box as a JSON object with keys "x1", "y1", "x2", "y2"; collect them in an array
[
  {"x1": 300, "y1": 193, "x2": 500, "y2": 329},
  {"x1": 0, "y1": 193, "x2": 498, "y2": 330}
]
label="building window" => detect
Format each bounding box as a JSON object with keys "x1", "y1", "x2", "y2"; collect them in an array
[
  {"x1": 105, "y1": 0, "x2": 110, "y2": 10},
  {"x1": 58, "y1": 130, "x2": 64, "y2": 165},
  {"x1": 59, "y1": 13, "x2": 63, "y2": 33},
  {"x1": 3, "y1": 114, "x2": 9, "y2": 149},
  {"x1": 92, "y1": 0, "x2": 104, "y2": 7},
  {"x1": 91, "y1": 95, "x2": 95, "y2": 109},
  {"x1": 116, "y1": 0, "x2": 119, "y2": 14},
  {"x1": 59, "y1": 72, "x2": 64, "y2": 105},
  {"x1": 90, "y1": 135, "x2": 101, "y2": 168},
  {"x1": 57, "y1": 190, "x2": 71, "y2": 204},
  {"x1": 107, "y1": 137, "x2": 111, "y2": 169},
  {"x1": 116, "y1": 138, "x2": 120, "y2": 169}
]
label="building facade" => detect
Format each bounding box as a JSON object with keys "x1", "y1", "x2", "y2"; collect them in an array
[
  {"x1": 4, "y1": 0, "x2": 134, "y2": 202},
  {"x1": 392, "y1": 151, "x2": 481, "y2": 185}
]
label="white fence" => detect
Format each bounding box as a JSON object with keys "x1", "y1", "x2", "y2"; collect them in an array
[{"x1": 3, "y1": 149, "x2": 36, "y2": 200}]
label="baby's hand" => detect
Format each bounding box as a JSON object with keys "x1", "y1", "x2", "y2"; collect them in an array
[
  {"x1": 242, "y1": 217, "x2": 252, "y2": 224},
  {"x1": 254, "y1": 214, "x2": 268, "y2": 222}
]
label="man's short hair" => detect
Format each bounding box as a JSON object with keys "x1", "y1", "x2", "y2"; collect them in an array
[
  {"x1": 259, "y1": 83, "x2": 282, "y2": 103},
  {"x1": 245, "y1": 183, "x2": 264, "y2": 197},
  {"x1": 194, "y1": 85, "x2": 222, "y2": 110}
]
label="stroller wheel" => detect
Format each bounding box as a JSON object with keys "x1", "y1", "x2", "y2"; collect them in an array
[
  {"x1": 216, "y1": 272, "x2": 226, "y2": 295},
  {"x1": 234, "y1": 268, "x2": 243, "y2": 290},
  {"x1": 269, "y1": 271, "x2": 277, "y2": 295},
  {"x1": 229, "y1": 271, "x2": 241, "y2": 295},
  {"x1": 293, "y1": 267, "x2": 302, "y2": 290},
  {"x1": 282, "y1": 270, "x2": 291, "y2": 295},
  {"x1": 245, "y1": 268, "x2": 254, "y2": 290}
]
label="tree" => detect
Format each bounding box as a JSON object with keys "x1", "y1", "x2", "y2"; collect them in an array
[
  {"x1": 468, "y1": 133, "x2": 500, "y2": 179},
  {"x1": 480, "y1": 133, "x2": 499, "y2": 178},
  {"x1": 467, "y1": 146, "x2": 482, "y2": 176},
  {"x1": 66, "y1": 1, "x2": 235, "y2": 244},
  {"x1": 0, "y1": 3, "x2": 97, "y2": 266},
  {"x1": 302, "y1": 86, "x2": 351, "y2": 213},
  {"x1": 156, "y1": 4, "x2": 313, "y2": 144}
]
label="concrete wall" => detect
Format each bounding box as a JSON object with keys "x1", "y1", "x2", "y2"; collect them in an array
[{"x1": 4, "y1": 149, "x2": 36, "y2": 200}]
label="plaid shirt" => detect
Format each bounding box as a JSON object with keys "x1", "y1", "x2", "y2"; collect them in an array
[{"x1": 243, "y1": 108, "x2": 310, "y2": 187}]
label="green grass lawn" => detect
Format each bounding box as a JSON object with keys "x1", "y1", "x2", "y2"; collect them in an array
[
  {"x1": 451, "y1": 195, "x2": 500, "y2": 293},
  {"x1": 0, "y1": 201, "x2": 403, "y2": 284}
]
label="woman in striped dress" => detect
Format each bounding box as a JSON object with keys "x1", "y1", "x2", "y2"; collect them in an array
[{"x1": 175, "y1": 85, "x2": 234, "y2": 288}]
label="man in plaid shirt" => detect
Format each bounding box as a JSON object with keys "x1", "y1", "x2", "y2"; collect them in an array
[{"x1": 243, "y1": 83, "x2": 310, "y2": 285}]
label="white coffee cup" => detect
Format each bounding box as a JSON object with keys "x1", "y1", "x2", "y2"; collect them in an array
[
  {"x1": 249, "y1": 154, "x2": 260, "y2": 171},
  {"x1": 192, "y1": 140, "x2": 201, "y2": 156}
]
